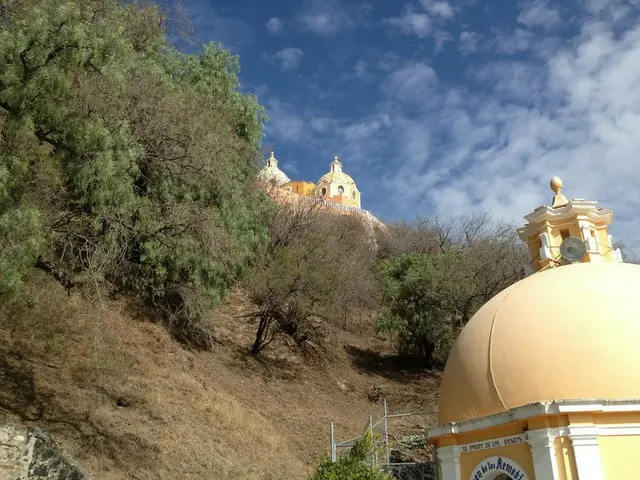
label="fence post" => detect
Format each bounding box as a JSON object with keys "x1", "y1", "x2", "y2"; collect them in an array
[
  {"x1": 369, "y1": 414, "x2": 376, "y2": 466},
  {"x1": 383, "y1": 399, "x2": 390, "y2": 465},
  {"x1": 330, "y1": 422, "x2": 336, "y2": 462}
]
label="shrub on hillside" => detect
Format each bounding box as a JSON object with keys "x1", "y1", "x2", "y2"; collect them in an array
[
  {"x1": 0, "y1": 0, "x2": 271, "y2": 346},
  {"x1": 310, "y1": 457, "x2": 392, "y2": 480},
  {"x1": 246, "y1": 201, "x2": 380, "y2": 354},
  {"x1": 309, "y1": 431, "x2": 391, "y2": 480}
]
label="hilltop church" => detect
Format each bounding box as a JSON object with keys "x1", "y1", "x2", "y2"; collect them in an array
[{"x1": 258, "y1": 151, "x2": 363, "y2": 210}]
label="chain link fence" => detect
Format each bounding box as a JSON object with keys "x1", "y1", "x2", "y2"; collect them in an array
[
  {"x1": 382, "y1": 462, "x2": 437, "y2": 480},
  {"x1": 329, "y1": 399, "x2": 439, "y2": 480}
]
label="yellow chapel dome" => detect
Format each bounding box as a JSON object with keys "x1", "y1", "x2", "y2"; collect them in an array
[
  {"x1": 438, "y1": 261, "x2": 640, "y2": 424},
  {"x1": 317, "y1": 170, "x2": 358, "y2": 188},
  {"x1": 317, "y1": 156, "x2": 359, "y2": 192}
]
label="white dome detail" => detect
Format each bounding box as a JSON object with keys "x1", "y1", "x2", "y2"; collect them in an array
[{"x1": 258, "y1": 151, "x2": 291, "y2": 186}]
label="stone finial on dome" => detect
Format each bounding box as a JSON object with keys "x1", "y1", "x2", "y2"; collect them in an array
[
  {"x1": 330, "y1": 155, "x2": 343, "y2": 173},
  {"x1": 258, "y1": 150, "x2": 290, "y2": 186},
  {"x1": 267, "y1": 150, "x2": 278, "y2": 168},
  {"x1": 550, "y1": 175, "x2": 569, "y2": 208}
]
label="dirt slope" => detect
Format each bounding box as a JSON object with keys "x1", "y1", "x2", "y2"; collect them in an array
[{"x1": 0, "y1": 274, "x2": 439, "y2": 479}]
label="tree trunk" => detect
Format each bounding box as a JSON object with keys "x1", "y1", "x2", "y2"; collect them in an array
[
  {"x1": 250, "y1": 315, "x2": 270, "y2": 354},
  {"x1": 422, "y1": 341, "x2": 436, "y2": 368},
  {"x1": 33, "y1": 256, "x2": 74, "y2": 292}
]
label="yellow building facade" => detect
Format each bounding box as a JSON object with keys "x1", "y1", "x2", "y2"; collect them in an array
[
  {"x1": 427, "y1": 177, "x2": 640, "y2": 480},
  {"x1": 283, "y1": 180, "x2": 315, "y2": 197}
]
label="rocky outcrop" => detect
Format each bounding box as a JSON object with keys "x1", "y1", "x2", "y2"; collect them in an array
[{"x1": 0, "y1": 424, "x2": 88, "y2": 479}]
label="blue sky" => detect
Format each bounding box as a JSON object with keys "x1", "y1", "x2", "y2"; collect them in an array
[{"x1": 169, "y1": 0, "x2": 640, "y2": 248}]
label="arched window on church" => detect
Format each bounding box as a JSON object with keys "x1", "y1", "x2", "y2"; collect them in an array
[
  {"x1": 337, "y1": 185, "x2": 344, "y2": 195},
  {"x1": 321, "y1": 187, "x2": 327, "y2": 196}
]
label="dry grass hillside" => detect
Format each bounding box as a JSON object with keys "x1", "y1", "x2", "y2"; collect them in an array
[{"x1": 0, "y1": 273, "x2": 440, "y2": 480}]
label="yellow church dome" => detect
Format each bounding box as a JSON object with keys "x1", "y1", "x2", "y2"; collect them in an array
[
  {"x1": 439, "y1": 261, "x2": 640, "y2": 424},
  {"x1": 316, "y1": 156, "x2": 359, "y2": 191},
  {"x1": 314, "y1": 156, "x2": 361, "y2": 208},
  {"x1": 318, "y1": 170, "x2": 357, "y2": 187},
  {"x1": 319, "y1": 171, "x2": 356, "y2": 186}
]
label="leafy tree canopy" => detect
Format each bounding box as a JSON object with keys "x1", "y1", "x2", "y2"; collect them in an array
[
  {"x1": 0, "y1": 0, "x2": 272, "y2": 346},
  {"x1": 377, "y1": 214, "x2": 527, "y2": 367},
  {"x1": 377, "y1": 252, "x2": 460, "y2": 367}
]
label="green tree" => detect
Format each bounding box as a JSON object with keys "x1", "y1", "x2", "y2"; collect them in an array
[
  {"x1": 377, "y1": 213, "x2": 527, "y2": 366},
  {"x1": 0, "y1": 0, "x2": 271, "y2": 345},
  {"x1": 377, "y1": 253, "x2": 460, "y2": 367}
]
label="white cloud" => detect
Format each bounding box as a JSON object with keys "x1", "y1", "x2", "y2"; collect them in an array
[
  {"x1": 376, "y1": 52, "x2": 405, "y2": 72},
  {"x1": 386, "y1": 0, "x2": 458, "y2": 43},
  {"x1": 310, "y1": 117, "x2": 335, "y2": 132},
  {"x1": 264, "y1": 48, "x2": 304, "y2": 71},
  {"x1": 517, "y1": 0, "x2": 562, "y2": 29},
  {"x1": 266, "y1": 17, "x2": 283, "y2": 34},
  {"x1": 340, "y1": 60, "x2": 370, "y2": 82},
  {"x1": 420, "y1": 0, "x2": 455, "y2": 18},
  {"x1": 280, "y1": 160, "x2": 300, "y2": 176},
  {"x1": 377, "y1": 3, "x2": 640, "y2": 248},
  {"x1": 459, "y1": 31, "x2": 479, "y2": 54},
  {"x1": 181, "y1": 3, "x2": 254, "y2": 53},
  {"x1": 299, "y1": 12, "x2": 335, "y2": 34},
  {"x1": 264, "y1": 98, "x2": 306, "y2": 142},
  {"x1": 296, "y1": 0, "x2": 369, "y2": 35},
  {"x1": 473, "y1": 61, "x2": 546, "y2": 103},
  {"x1": 342, "y1": 115, "x2": 392, "y2": 142},
  {"x1": 494, "y1": 28, "x2": 536, "y2": 54},
  {"x1": 434, "y1": 30, "x2": 453, "y2": 53},
  {"x1": 384, "y1": 62, "x2": 437, "y2": 102},
  {"x1": 585, "y1": 0, "x2": 634, "y2": 23},
  {"x1": 354, "y1": 60, "x2": 367, "y2": 78},
  {"x1": 386, "y1": 11, "x2": 432, "y2": 38}
]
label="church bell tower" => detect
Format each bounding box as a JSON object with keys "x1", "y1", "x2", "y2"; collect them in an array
[{"x1": 517, "y1": 176, "x2": 623, "y2": 275}]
